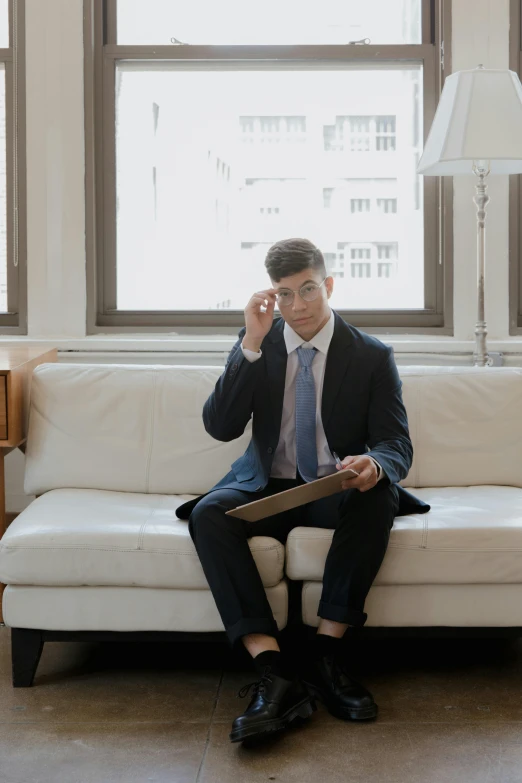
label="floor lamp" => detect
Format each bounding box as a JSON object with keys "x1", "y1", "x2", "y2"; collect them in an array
[{"x1": 417, "y1": 65, "x2": 522, "y2": 367}]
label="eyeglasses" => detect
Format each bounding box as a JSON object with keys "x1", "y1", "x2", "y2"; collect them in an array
[{"x1": 275, "y1": 278, "x2": 327, "y2": 307}]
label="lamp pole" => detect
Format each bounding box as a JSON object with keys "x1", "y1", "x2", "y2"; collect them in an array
[{"x1": 472, "y1": 159, "x2": 491, "y2": 367}]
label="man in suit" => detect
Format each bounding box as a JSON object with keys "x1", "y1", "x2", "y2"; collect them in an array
[{"x1": 176, "y1": 237, "x2": 430, "y2": 744}]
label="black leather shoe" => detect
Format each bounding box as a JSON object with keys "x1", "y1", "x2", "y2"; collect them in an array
[
  {"x1": 229, "y1": 665, "x2": 317, "y2": 743},
  {"x1": 301, "y1": 654, "x2": 378, "y2": 721}
]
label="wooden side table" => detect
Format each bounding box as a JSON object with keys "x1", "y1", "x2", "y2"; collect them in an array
[{"x1": 0, "y1": 347, "x2": 58, "y2": 623}]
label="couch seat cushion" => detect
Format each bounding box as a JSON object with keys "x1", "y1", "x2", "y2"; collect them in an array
[
  {"x1": 286, "y1": 486, "x2": 522, "y2": 584},
  {"x1": 0, "y1": 489, "x2": 284, "y2": 589}
]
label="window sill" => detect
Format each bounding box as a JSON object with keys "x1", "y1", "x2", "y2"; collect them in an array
[{"x1": 1, "y1": 334, "x2": 522, "y2": 354}]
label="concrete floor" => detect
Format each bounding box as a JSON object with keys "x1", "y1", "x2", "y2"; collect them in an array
[{"x1": 0, "y1": 627, "x2": 521, "y2": 782}]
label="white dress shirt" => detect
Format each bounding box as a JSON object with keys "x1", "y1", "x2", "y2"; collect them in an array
[{"x1": 241, "y1": 309, "x2": 385, "y2": 481}]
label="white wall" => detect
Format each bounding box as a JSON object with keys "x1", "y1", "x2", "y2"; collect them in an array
[
  {"x1": 25, "y1": 0, "x2": 86, "y2": 339},
  {"x1": 4, "y1": 0, "x2": 522, "y2": 512}
]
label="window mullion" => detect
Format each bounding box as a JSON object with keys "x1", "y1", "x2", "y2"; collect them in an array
[{"x1": 105, "y1": 0, "x2": 117, "y2": 46}]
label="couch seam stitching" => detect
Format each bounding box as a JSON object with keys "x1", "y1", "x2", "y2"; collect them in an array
[
  {"x1": 138, "y1": 501, "x2": 160, "y2": 551},
  {"x1": 278, "y1": 542, "x2": 284, "y2": 578},
  {"x1": 138, "y1": 495, "x2": 170, "y2": 551},
  {"x1": 279, "y1": 538, "x2": 522, "y2": 552},
  {"x1": 0, "y1": 544, "x2": 283, "y2": 553}
]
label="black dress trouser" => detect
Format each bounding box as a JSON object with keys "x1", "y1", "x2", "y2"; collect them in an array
[{"x1": 188, "y1": 476, "x2": 400, "y2": 648}]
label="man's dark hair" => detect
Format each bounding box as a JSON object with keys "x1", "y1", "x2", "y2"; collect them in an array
[{"x1": 264, "y1": 238, "x2": 326, "y2": 282}]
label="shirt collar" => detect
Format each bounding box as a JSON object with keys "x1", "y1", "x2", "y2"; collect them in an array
[{"x1": 283, "y1": 309, "x2": 335, "y2": 356}]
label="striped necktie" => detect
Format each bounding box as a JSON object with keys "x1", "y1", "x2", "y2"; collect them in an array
[{"x1": 295, "y1": 345, "x2": 318, "y2": 482}]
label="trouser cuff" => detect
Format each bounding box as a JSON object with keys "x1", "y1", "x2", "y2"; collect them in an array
[
  {"x1": 318, "y1": 600, "x2": 368, "y2": 628},
  {"x1": 227, "y1": 617, "x2": 280, "y2": 649}
]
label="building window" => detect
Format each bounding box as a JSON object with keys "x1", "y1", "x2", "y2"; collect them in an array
[
  {"x1": 260, "y1": 116, "x2": 280, "y2": 143},
  {"x1": 324, "y1": 115, "x2": 397, "y2": 154},
  {"x1": 240, "y1": 115, "x2": 307, "y2": 145},
  {"x1": 351, "y1": 263, "x2": 372, "y2": 278},
  {"x1": 375, "y1": 116, "x2": 397, "y2": 151},
  {"x1": 323, "y1": 188, "x2": 334, "y2": 209},
  {"x1": 329, "y1": 242, "x2": 399, "y2": 281},
  {"x1": 260, "y1": 207, "x2": 280, "y2": 217},
  {"x1": 377, "y1": 243, "x2": 398, "y2": 260},
  {"x1": 86, "y1": 0, "x2": 450, "y2": 331},
  {"x1": 350, "y1": 199, "x2": 371, "y2": 213},
  {"x1": 240, "y1": 117, "x2": 254, "y2": 133},
  {"x1": 377, "y1": 198, "x2": 397, "y2": 213},
  {"x1": 350, "y1": 247, "x2": 371, "y2": 261},
  {"x1": 285, "y1": 116, "x2": 306, "y2": 141},
  {"x1": 328, "y1": 242, "x2": 398, "y2": 281},
  {"x1": 349, "y1": 116, "x2": 371, "y2": 152},
  {"x1": 324, "y1": 250, "x2": 347, "y2": 279}
]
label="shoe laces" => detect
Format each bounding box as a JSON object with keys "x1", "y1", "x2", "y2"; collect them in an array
[{"x1": 237, "y1": 665, "x2": 274, "y2": 699}]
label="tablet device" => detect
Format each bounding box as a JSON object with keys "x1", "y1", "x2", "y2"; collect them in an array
[{"x1": 226, "y1": 468, "x2": 359, "y2": 522}]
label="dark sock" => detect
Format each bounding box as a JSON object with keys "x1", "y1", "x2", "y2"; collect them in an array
[
  {"x1": 313, "y1": 633, "x2": 343, "y2": 661},
  {"x1": 253, "y1": 650, "x2": 291, "y2": 679}
]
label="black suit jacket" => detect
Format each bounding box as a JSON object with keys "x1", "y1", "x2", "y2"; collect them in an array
[{"x1": 176, "y1": 311, "x2": 430, "y2": 520}]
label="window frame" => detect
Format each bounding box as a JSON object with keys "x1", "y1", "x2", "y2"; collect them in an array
[
  {"x1": 0, "y1": 0, "x2": 27, "y2": 333},
  {"x1": 84, "y1": 0, "x2": 453, "y2": 334},
  {"x1": 509, "y1": 0, "x2": 522, "y2": 335}
]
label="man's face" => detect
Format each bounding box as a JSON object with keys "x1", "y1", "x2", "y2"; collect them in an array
[{"x1": 271, "y1": 267, "x2": 334, "y2": 339}]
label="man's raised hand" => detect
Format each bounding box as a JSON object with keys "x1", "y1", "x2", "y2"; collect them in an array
[{"x1": 243, "y1": 289, "x2": 278, "y2": 352}]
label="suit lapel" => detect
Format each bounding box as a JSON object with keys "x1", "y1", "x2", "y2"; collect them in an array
[
  {"x1": 265, "y1": 318, "x2": 288, "y2": 430},
  {"x1": 321, "y1": 312, "x2": 356, "y2": 431}
]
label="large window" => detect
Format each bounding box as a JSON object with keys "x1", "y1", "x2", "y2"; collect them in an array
[
  {"x1": 0, "y1": 0, "x2": 26, "y2": 332},
  {"x1": 85, "y1": 0, "x2": 451, "y2": 332},
  {"x1": 510, "y1": 0, "x2": 522, "y2": 334}
]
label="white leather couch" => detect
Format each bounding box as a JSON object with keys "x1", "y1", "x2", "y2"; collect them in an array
[{"x1": 1, "y1": 362, "x2": 522, "y2": 686}]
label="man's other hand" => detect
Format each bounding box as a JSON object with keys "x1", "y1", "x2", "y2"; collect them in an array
[{"x1": 336, "y1": 455, "x2": 379, "y2": 493}]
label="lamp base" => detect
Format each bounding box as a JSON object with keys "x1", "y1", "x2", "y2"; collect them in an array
[{"x1": 473, "y1": 320, "x2": 491, "y2": 367}]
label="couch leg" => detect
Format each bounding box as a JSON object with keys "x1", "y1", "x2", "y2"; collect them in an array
[{"x1": 11, "y1": 628, "x2": 44, "y2": 687}]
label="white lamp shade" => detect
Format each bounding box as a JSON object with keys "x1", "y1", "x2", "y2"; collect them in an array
[{"x1": 417, "y1": 67, "x2": 522, "y2": 175}]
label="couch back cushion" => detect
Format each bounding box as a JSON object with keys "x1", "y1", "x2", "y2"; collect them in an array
[
  {"x1": 23, "y1": 363, "x2": 522, "y2": 495},
  {"x1": 24, "y1": 364, "x2": 248, "y2": 495},
  {"x1": 398, "y1": 366, "x2": 522, "y2": 488}
]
